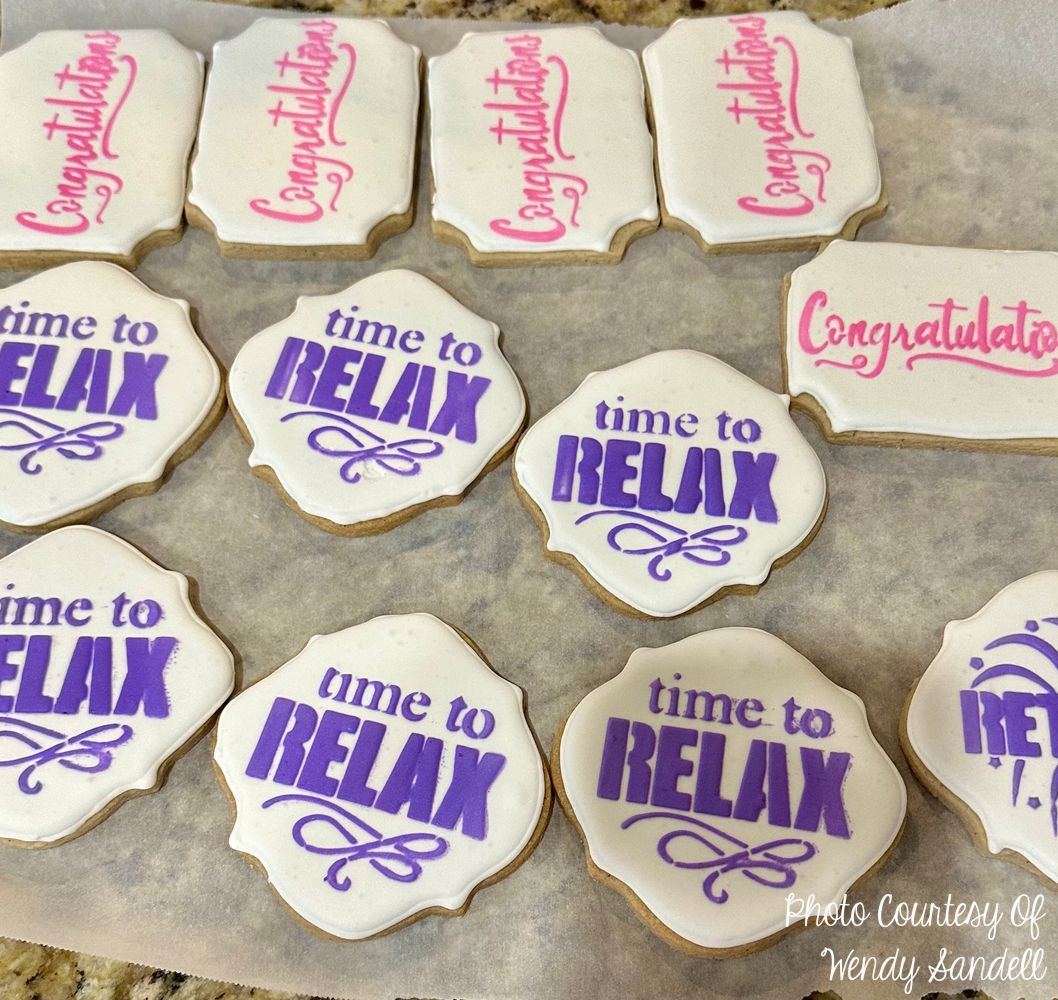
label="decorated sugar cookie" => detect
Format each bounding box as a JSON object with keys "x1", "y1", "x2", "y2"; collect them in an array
[
  {"x1": 513, "y1": 350, "x2": 827, "y2": 618},
  {"x1": 214, "y1": 613, "x2": 549, "y2": 940},
  {"x1": 0, "y1": 525, "x2": 235, "y2": 848},
  {"x1": 904, "y1": 573, "x2": 1058, "y2": 886},
  {"x1": 785, "y1": 241, "x2": 1058, "y2": 451},
  {"x1": 428, "y1": 27, "x2": 659, "y2": 265},
  {"x1": 556, "y1": 628, "x2": 906, "y2": 956},
  {"x1": 642, "y1": 14, "x2": 884, "y2": 254},
  {"x1": 0, "y1": 262, "x2": 224, "y2": 532},
  {"x1": 0, "y1": 30, "x2": 203, "y2": 269},
  {"x1": 227, "y1": 269, "x2": 526, "y2": 535},
  {"x1": 188, "y1": 18, "x2": 420, "y2": 259}
]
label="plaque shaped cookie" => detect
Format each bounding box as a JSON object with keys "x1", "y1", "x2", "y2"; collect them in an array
[
  {"x1": 428, "y1": 27, "x2": 659, "y2": 265},
  {"x1": 188, "y1": 18, "x2": 420, "y2": 259},
  {"x1": 904, "y1": 573, "x2": 1058, "y2": 885},
  {"x1": 0, "y1": 525, "x2": 235, "y2": 847},
  {"x1": 642, "y1": 14, "x2": 884, "y2": 254},
  {"x1": 0, "y1": 262, "x2": 224, "y2": 532},
  {"x1": 785, "y1": 241, "x2": 1058, "y2": 452},
  {"x1": 513, "y1": 351, "x2": 827, "y2": 618},
  {"x1": 0, "y1": 30, "x2": 203, "y2": 268},
  {"x1": 556, "y1": 628, "x2": 907, "y2": 956},
  {"x1": 213, "y1": 613, "x2": 550, "y2": 940},
  {"x1": 227, "y1": 269, "x2": 526, "y2": 535}
]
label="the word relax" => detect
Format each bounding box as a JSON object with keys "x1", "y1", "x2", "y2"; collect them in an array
[
  {"x1": 18, "y1": 31, "x2": 135, "y2": 236},
  {"x1": 551, "y1": 435, "x2": 779, "y2": 523},
  {"x1": 0, "y1": 344, "x2": 167, "y2": 419},
  {"x1": 484, "y1": 33, "x2": 588, "y2": 244},
  {"x1": 246, "y1": 697, "x2": 506, "y2": 841},
  {"x1": 716, "y1": 16, "x2": 830, "y2": 218},
  {"x1": 0, "y1": 634, "x2": 175, "y2": 717},
  {"x1": 250, "y1": 19, "x2": 357, "y2": 224},
  {"x1": 265, "y1": 339, "x2": 490, "y2": 444},
  {"x1": 797, "y1": 291, "x2": 1058, "y2": 379},
  {"x1": 961, "y1": 689, "x2": 1058, "y2": 758},
  {"x1": 597, "y1": 716, "x2": 851, "y2": 838}
]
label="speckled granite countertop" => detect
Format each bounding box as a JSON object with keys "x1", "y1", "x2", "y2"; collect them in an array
[{"x1": 0, "y1": 1, "x2": 907, "y2": 999}]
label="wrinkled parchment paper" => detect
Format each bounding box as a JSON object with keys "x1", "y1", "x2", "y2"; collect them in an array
[{"x1": 2, "y1": 1, "x2": 1058, "y2": 997}]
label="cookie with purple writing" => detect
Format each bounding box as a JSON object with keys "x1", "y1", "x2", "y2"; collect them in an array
[
  {"x1": 555, "y1": 628, "x2": 906, "y2": 955},
  {"x1": 0, "y1": 30, "x2": 203, "y2": 269},
  {"x1": 0, "y1": 525, "x2": 235, "y2": 848},
  {"x1": 0, "y1": 262, "x2": 224, "y2": 532},
  {"x1": 213, "y1": 613, "x2": 549, "y2": 940},
  {"x1": 904, "y1": 572, "x2": 1058, "y2": 887},
  {"x1": 642, "y1": 13, "x2": 884, "y2": 254},
  {"x1": 227, "y1": 269, "x2": 526, "y2": 535},
  {"x1": 513, "y1": 350, "x2": 827, "y2": 618},
  {"x1": 428, "y1": 27, "x2": 658, "y2": 265}
]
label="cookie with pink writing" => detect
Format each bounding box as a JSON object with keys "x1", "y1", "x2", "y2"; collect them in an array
[
  {"x1": 0, "y1": 30, "x2": 203, "y2": 269},
  {"x1": 428, "y1": 27, "x2": 659, "y2": 265},
  {"x1": 187, "y1": 18, "x2": 420, "y2": 259},
  {"x1": 0, "y1": 262, "x2": 224, "y2": 532},
  {"x1": 227, "y1": 269, "x2": 526, "y2": 535},
  {"x1": 513, "y1": 350, "x2": 827, "y2": 618},
  {"x1": 785, "y1": 241, "x2": 1058, "y2": 452},
  {"x1": 904, "y1": 573, "x2": 1058, "y2": 888},
  {"x1": 556, "y1": 628, "x2": 906, "y2": 955},
  {"x1": 643, "y1": 14, "x2": 884, "y2": 255},
  {"x1": 213, "y1": 613, "x2": 549, "y2": 940},
  {"x1": 0, "y1": 525, "x2": 235, "y2": 848}
]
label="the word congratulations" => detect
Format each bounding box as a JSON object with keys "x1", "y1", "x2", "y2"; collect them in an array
[
  {"x1": 551, "y1": 435, "x2": 779, "y2": 523},
  {"x1": 265, "y1": 337, "x2": 490, "y2": 444},
  {"x1": 249, "y1": 20, "x2": 357, "y2": 224},
  {"x1": 484, "y1": 34, "x2": 588, "y2": 244},
  {"x1": 596, "y1": 717, "x2": 851, "y2": 837},
  {"x1": 246, "y1": 697, "x2": 505, "y2": 841},
  {"x1": 798, "y1": 290, "x2": 1058, "y2": 379},
  {"x1": 17, "y1": 31, "x2": 135, "y2": 236},
  {"x1": 716, "y1": 16, "x2": 830, "y2": 218}
]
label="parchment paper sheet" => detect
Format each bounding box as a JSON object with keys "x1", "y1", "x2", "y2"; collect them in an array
[{"x1": 1, "y1": 1, "x2": 1057, "y2": 997}]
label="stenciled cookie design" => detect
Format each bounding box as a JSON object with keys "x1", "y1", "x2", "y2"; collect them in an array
[
  {"x1": 785, "y1": 241, "x2": 1058, "y2": 452},
  {"x1": 0, "y1": 30, "x2": 204, "y2": 268},
  {"x1": 904, "y1": 573, "x2": 1058, "y2": 886},
  {"x1": 428, "y1": 27, "x2": 659, "y2": 265},
  {"x1": 188, "y1": 18, "x2": 420, "y2": 259},
  {"x1": 214, "y1": 613, "x2": 549, "y2": 940},
  {"x1": 643, "y1": 14, "x2": 884, "y2": 254},
  {"x1": 0, "y1": 262, "x2": 223, "y2": 532},
  {"x1": 0, "y1": 526, "x2": 235, "y2": 848},
  {"x1": 227, "y1": 269, "x2": 526, "y2": 535},
  {"x1": 555, "y1": 628, "x2": 907, "y2": 956},
  {"x1": 513, "y1": 350, "x2": 827, "y2": 618}
]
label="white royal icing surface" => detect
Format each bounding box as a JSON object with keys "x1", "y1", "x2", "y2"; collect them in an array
[
  {"x1": 560, "y1": 628, "x2": 906, "y2": 952},
  {"x1": 514, "y1": 350, "x2": 827, "y2": 618},
  {"x1": 228, "y1": 269, "x2": 526, "y2": 528},
  {"x1": 428, "y1": 27, "x2": 658, "y2": 256},
  {"x1": 643, "y1": 13, "x2": 881, "y2": 247},
  {"x1": 786, "y1": 240, "x2": 1058, "y2": 441},
  {"x1": 0, "y1": 525, "x2": 235, "y2": 845},
  {"x1": 0, "y1": 30, "x2": 203, "y2": 258},
  {"x1": 906, "y1": 573, "x2": 1058, "y2": 882},
  {"x1": 0, "y1": 262, "x2": 221, "y2": 529},
  {"x1": 214, "y1": 613, "x2": 546, "y2": 939},
  {"x1": 188, "y1": 18, "x2": 420, "y2": 249}
]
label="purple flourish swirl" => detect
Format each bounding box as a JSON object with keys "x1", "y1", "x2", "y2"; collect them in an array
[
  {"x1": 573, "y1": 510, "x2": 749, "y2": 582},
  {"x1": 262, "y1": 793, "x2": 448, "y2": 891},
  {"x1": 0, "y1": 716, "x2": 134, "y2": 794},
  {"x1": 621, "y1": 811, "x2": 816, "y2": 904},
  {"x1": 280, "y1": 410, "x2": 444, "y2": 485},
  {"x1": 0, "y1": 407, "x2": 123, "y2": 475}
]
